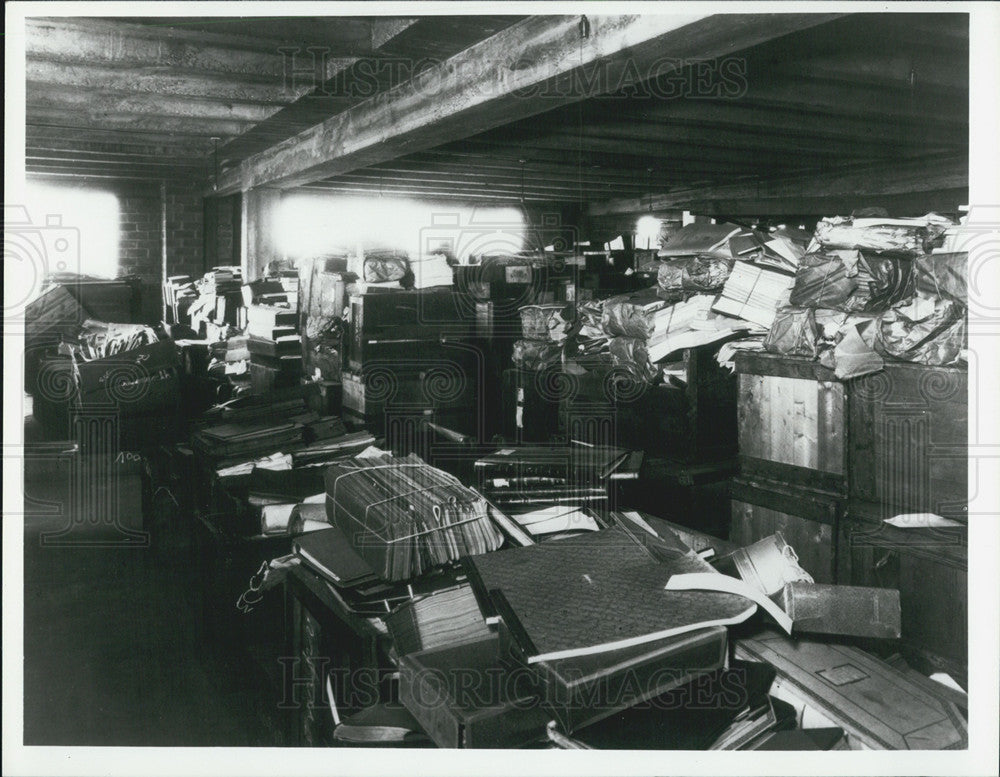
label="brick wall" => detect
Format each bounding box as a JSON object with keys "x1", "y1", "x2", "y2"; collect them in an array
[
  {"x1": 204, "y1": 193, "x2": 241, "y2": 270},
  {"x1": 116, "y1": 186, "x2": 160, "y2": 283},
  {"x1": 116, "y1": 181, "x2": 205, "y2": 283},
  {"x1": 164, "y1": 183, "x2": 207, "y2": 280},
  {"x1": 74, "y1": 179, "x2": 205, "y2": 322}
]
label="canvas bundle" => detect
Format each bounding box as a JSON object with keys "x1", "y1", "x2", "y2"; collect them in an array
[
  {"x1": 519, "y1": 303, "x2": 574, "y2": 342},
  {"x1": 512, "y1": 339, "x2": 563, "y2": 371},
  {"x1": 656, "y1": 254, "x2": 734, "y2": 294},
  {"x1": 812, "y1": 213, "x2": 953, "y2": 255},
  {"x1": 362, "y1": 249, "x2": 411, "y2": 283}
]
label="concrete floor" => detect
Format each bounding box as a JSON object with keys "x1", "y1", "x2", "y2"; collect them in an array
[{"x1": 22, "y1": 419, "x2": 278, "y2": 746}]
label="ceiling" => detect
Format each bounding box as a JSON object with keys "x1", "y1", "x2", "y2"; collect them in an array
[
  {"x1": 24, "y1": 13, "x2": 968, "y2": 207},
  {"x1": 24, "y1": 15, "x2": 526, "y2": 182},
  {"x1": 304, "y1": 14, "x2": 969, "y2": 204}
]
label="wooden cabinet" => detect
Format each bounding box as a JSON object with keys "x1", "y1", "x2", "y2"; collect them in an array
[
  {"x1": 283, "y1": 565, "x2": 392, "y2": 747},
  {"x1": 731, "y1": 353, "x2": 847, "y2": 583},
  {"x1": 847, "y1": 363, "x2": 967, "y2": 522},
  {"x1": 841, "y1": 511, "x2": 968, "y2": 680},
  {"x1": 732, "y1": 352, "x2": 969, "y2": 676}
]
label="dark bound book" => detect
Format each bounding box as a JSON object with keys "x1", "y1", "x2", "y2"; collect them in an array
[
  {"x1": 464, "y1": 527, "x2": 755, "y2": 663},
  {"x1": 248, "y1": 466, "x2": 327, "y2": 503},
  {"x1": 293, "y1": 525, "x2": 377, "y2": 588},
  {"x1": 497, "y1": 618, "x2": 727, "y2": 733},
  {"x1": 398, "y1": 635, "x2": 549, "y2": 748},
  {"x1": 247, "y1": 334, "x2": 302, "y2": 357}
]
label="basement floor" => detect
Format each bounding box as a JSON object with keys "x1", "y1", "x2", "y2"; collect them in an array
[{"x1": 21, "y1": 418, "x2": 276, "y2": 747}]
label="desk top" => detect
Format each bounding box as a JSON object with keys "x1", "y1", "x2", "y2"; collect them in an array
[{"x1": 286, "y1": 562, "x2": 391, "y2": 645}]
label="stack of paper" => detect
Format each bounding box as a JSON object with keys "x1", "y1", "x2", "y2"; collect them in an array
[
  {"x1": 510, "y1": 506, "x2": 602, "y2": 536},
  {"x1": 713, "y1": 262, "x2": 795, "y2": 328},
  {"x1": 410, "y1": 254, "x2": 454, "y2": 289},
  {"x1": 386, "y1": 584, "x2": 492, "y2": 657}
]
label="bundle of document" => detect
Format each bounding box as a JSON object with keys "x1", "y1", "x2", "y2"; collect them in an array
[
  {"x1": 519, "y1": 304, "x2": 573, "y2": 343},
  {"x1": 601, "y1": 290, "x2": 668, "y2": 340},
  {"x1": 324, "y1": 453, "x2": 504, "y2": 582},
  {"x1": 475, "y1": 444, "x2": 641, "y2": 509},
  {"x1": 72, "y1": 320, "x2": 159, "y2": 361},
  {"x1": 410, "y1": 253, "x2": 454, "y2": 289},
  {"x1": 191, "y1": 419, "x2": 303, "y2": 460},
  {"x1": 644, "y1": 295, "x2": 754, "y2": 363},
  {"x1": 812, "y1": 213, "x2": 953, "y2": 255},
  {"x1": 712, "y1": 262, "x2": 795, "y2": 328}
]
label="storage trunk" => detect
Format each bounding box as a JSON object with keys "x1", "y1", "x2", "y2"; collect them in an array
[
  {"x1": 346, "y1": 290, "x2": 473, "y2": 370},
  {"x1": 249, "y1": 362, "x2": 299, "y2": 395},
  {"x1": 398, "y1": 635, "x2": 548, "y2": 748},
  {"x1": 734, "y1": 351, "x2": 846, "y2": 494},
  {"x1": 342, "y1": 358, "x2": 479, "y2": 419},
  {"x1": 730, "y1": 475, "x2": 845, "y2": 584},
  {"x1": 32, "y1": 341, "x2": 181, "y2": 447}
]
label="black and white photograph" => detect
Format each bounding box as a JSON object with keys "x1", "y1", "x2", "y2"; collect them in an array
[{"x1": 3, "y1": 2, "x2": 999, "y2": 775}]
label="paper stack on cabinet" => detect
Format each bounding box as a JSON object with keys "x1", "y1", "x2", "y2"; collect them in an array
[
  {"x1": 410, "y1": 253, "x2": 454, "y2": 289},
  {"x1": 713, "y1": 262, "x2": 795, "y2": 328}
]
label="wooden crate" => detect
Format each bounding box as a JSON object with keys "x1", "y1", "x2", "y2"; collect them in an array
[
  {"x1": 730, "y1": 475, "x2": 845, "y2": 584},
  {"x1": 842, "y1": 505, "x2": 968, "y2": 679},
  {"x1": 847, "y1": 363, "x2": 967, "y2": 522},
  {"x1": 734, "y1": 351, "x2": 846, "y2": 494}
]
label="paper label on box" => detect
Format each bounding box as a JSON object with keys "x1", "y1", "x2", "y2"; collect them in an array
[
  {"x1": 817, "y1": 663, "x2": 870, "y2": 686},
  {"x1": 505, "y1": 266, "x2": 531, "y2": 283}
]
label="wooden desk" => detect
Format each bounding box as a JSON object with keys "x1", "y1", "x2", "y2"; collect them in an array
[{"x1": 282, "y1": 564, "x2": 395, "y2": 747}]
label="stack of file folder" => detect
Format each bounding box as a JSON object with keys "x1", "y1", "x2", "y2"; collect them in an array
[
  {"x1": 474, "y1": 444, "x2": 641, "y2": 509},
  {"x1": 246, "y1": 303, "x2": 302, "y2": 392},
  {"x1": 191, "y1": 419, "x2": 304, "y2": 461},
  {"x1": 712, "y1": 261, "x2": 795, "y2": 328},
  {"x1": 291, "y1": 430, "x2": 377, "y2": 467},
  {"x1": 163, "y1": 275, "x2": 197, "y2": 326},
  {"x1": 324, "y1": 453, "x2": 504, "y2": 582}
]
